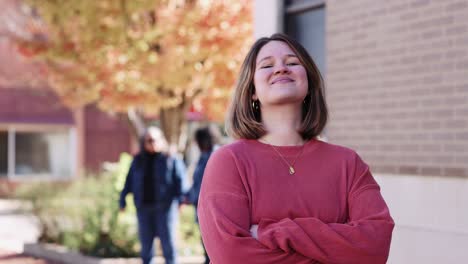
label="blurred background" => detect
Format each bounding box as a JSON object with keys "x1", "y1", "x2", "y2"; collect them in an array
[{"x1": 0, "y1": 0, "x2": 467, "y2": 263}]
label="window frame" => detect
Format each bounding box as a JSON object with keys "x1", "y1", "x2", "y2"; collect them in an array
[
  {"x1": 0, "y1": 123, "x2": 76, "y2": 180},
  {"x1": 285, "y1": 0, "x2": 325, "y2": 14},
  {"x1": 284, "y1": 0, "x2": 328, "y2": 138},
  {"x1": 284, "y1": 0, "x2": 327, "y2": 75}
]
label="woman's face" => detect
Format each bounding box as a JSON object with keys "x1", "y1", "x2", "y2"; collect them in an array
[{"x1": 253, "y1": 40, "x2": 308, "y2": 107}]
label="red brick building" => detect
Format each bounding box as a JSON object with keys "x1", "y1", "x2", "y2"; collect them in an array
[
  {"x1": 0, "y1": 49, "x2": 132, "y2": 193},
  {"x1": 0, "y1": 87, "x2": 133, "y2": 177},
  {"x1": 0, "y1": 0, "x2": 133, "y2": 187}
]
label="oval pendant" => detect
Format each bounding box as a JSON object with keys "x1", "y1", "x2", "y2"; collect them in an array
[{"x1": 289, "y1": 166, "x2": 295, "y2": 175}]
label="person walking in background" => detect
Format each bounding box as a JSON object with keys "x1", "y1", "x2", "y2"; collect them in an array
[
  {"x1": 185, "y1": 127, "x2": 214, "y2": 264},
  {"x1": 119, "y1": 126, "x2": 188, "y2": 264},
  {"x1": 197, "y1": 33, "x2": 394, "y2": 264}
]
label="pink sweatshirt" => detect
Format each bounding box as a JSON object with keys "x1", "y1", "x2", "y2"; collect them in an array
[{"x1": 198, "y1": 139, "x2": 394, "y2": 264}]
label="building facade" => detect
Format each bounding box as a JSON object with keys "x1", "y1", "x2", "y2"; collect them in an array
[
  {"x1": 0, "y1": 87, "x2": 133, "y2": 193},
  {"x1": 0, "y1": 0, "x2": 134, "y2": 193},
  {"x1": 254, "y1": 0, "x2": 468, "y2": 263}
]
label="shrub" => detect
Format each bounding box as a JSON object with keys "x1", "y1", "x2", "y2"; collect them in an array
[
  {"x1": 15, "y1": 152, "x2": 203, "y2": 258},
  {"x1": 15, "y1": 153, "x2": 139, "y2": 258}
]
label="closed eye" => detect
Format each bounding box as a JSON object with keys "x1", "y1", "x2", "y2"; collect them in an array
[{"x1": 260, "y1": 65, "x2": 273, "y2": 69}]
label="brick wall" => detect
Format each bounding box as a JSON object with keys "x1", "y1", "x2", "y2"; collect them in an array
[
  {"x1": 84, "y1": 105, "x2": 132, "y2": 171},
  {"x1": 326, "y1": 0, "x2": 468, "y2": 177},
  {"x1": 0, "y1": 88, "x2": 73, "y2": 124},
  {"x1": 0, "y1": 88, "x2": 132, "y2": 173}
]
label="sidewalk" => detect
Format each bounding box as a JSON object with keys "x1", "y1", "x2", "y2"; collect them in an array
[
  {"x1": 0, "y1": 199, "x2": 40, "y2": 252},
  {"x1": 0, "y1": 199, "x2": 204, "y2": 264},
  {"x1": 0, "y1": 199, "x2": 54, "y2": 263},
  {"x1": 0, "y1": 249, "x2": 61, "y2": 264}
]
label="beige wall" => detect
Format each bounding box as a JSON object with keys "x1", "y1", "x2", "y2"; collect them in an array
[
  {"x1": 376, "y1": 174, "x2": 468, "y2": 263},
  {"x1": 253, "y1": 0, "x2": 283, "y2": 39}
]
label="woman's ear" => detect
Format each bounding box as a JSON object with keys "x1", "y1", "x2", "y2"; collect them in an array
[{"x1": 252, "y1": 94, "x2": 258, "y2": 100}]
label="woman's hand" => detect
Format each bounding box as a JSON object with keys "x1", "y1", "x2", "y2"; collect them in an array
[{"x1": 250, "y1": 224, "x2": 259, "y2": 239}]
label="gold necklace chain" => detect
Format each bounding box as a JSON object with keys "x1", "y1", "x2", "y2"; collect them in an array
[{"x1": 264, "y1": 140, "x2": 306, "y2": 175}]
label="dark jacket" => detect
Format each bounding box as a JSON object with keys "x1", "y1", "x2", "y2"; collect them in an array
[
  {"x1": 186, "y1": 151, "x2": 212, "y2": 206},
  {"x1": 119, "y1": 152, "x2": 188, "y2": 210}
]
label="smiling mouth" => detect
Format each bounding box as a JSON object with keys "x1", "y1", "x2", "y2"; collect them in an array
[{"x1": 271, "y1": 78, "x2": 294, "y2": 84}]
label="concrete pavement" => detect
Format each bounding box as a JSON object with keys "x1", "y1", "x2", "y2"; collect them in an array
[
  {"x1": 0, "y1": 199, "x2": 56, "y2": 263},
  {"x1": 0, "y1": 199, "x2": 40, "y2": 252},
  {"x1": 0, "y1": 199, "x2": 205, "y2": 264},
  {"x1": 0, "y1": 249, "x2": 61, "y2": 264}
]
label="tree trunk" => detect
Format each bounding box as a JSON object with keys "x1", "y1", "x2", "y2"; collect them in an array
[
  {"x1": 124, "y1": 100, "x2": 191, "y2": 154},
  {"x1": 160, "y1": 98, "x2": 191, "y2": 154},
  {"x1": 124, "y1": 107, "x2": 146, "y2": 142}
]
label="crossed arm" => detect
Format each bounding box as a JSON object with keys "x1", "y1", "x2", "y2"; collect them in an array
[
  {"x1": 198, "y1": 148, "x2": 316, "y2": 264},
  {"x1": 198, "y1": 147, "x2": 394, "y2": 264},
  {"x1": 253, "y1": 185, "x2": 394, "y2": 263}
]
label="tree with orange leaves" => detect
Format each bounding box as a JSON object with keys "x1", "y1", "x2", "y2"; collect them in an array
[{"x1": 19, "y1": 0, "x2": 252, "y2": 151}]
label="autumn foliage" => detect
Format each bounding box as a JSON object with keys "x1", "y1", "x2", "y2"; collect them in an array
[{"x1": 19, "y1": 0, "x2": 253, "y2": 145}]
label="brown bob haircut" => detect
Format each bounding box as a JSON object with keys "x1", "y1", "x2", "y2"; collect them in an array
[{"x1": 225, "y1": 33, "x2": 328, "y2": 140}]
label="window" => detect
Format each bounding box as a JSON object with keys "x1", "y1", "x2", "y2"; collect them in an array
[
  {"x1": 0, "y1": 126, "x2": 74, "y2": 178},
  {"x1": 284, "y1": 0, "x2": 327, "y2": 138},
  {"x1": 285, "y1": 0, "x2": 326, "y2": 75}
]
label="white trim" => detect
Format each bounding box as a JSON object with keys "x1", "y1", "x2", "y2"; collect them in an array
[
  {"x1": 0, "y1": 123, "x2": 72, "y2": 132},
  {"x1": 377, "y1": 172, "x2": 468, "y2": 181},
  {"x1": 285, "y1": 0, "x2": 325, "y2": 14},
  {"x1": 1, "y1": 124, "x2": 75, "y2": 179},
  {"x1": 397, "y1": 223, "x2": 468, "y2": 236},
  {"x1": 7, "y1": 128, "x2": 14, "y2": 177},
  {"x1": 6, "y1": 175, "x2": 71, "y2": 182},
  {"x1": 69, "y1": 128, "x2": 77, "y2": 178},
  {"x1": 254, "y1": 0, "x2": 284, "y2": 38}
]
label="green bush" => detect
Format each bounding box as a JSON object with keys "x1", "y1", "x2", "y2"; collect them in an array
[
  {"x1": 178, "y1": 205, "x2": 203, "y2": 256},
  {"x1": 15, "y1": 152, "x2": 203, "y2": 258},
  {"x1": 15, "y1": 153, "x2": 139, "y2": 258}
]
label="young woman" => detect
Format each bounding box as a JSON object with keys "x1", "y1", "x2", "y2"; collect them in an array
[{"x1": 198, "y1": 33, "x2": 394, "y2": 264}]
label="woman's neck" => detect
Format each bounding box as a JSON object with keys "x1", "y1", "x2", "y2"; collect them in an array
[{"x1": 260, "y1": 105, "x2": 304, "y2": 146}]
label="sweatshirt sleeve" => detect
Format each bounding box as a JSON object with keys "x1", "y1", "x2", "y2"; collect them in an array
[
  {"x1": 198, "y1": 147, "x2": 316, "y2": 264},
  {"x1": 257, "y1": 153, "x2": 394, "y2": 264}
]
